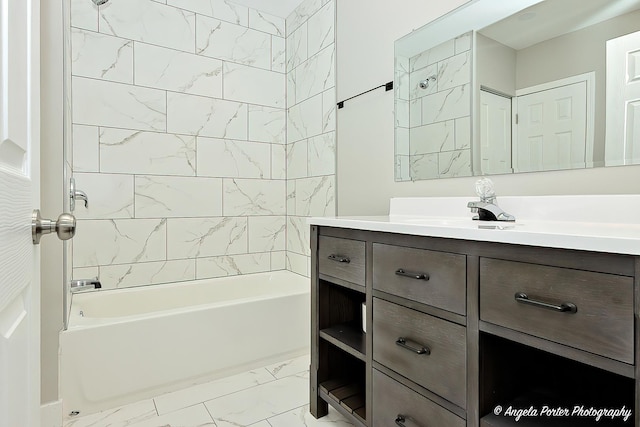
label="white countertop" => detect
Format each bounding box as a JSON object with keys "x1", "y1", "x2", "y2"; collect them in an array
[{"x1": 309, "y1": 196, "x2": 640, "y2": 255}]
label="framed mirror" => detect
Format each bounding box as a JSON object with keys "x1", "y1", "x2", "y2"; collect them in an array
[{"x1": 394, "y1": 0, "x2": 640, "y2": 181}]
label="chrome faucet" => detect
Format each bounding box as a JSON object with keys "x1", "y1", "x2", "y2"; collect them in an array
[
  {"x1": 467, "y1": 178, "x2": 515, "y2": 222},
  {"x1": 70, "y1": 279, "x2": 102, "y2": 293}
]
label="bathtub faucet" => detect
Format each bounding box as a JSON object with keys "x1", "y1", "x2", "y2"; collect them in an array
[{"x1": 70, "y1": 279, "x2": 102, "y2": 293}]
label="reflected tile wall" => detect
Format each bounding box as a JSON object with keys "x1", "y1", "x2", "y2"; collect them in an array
[
  {"x1": 70, "y1": 0, "x2": 289, "y2": 288},
  {"x1": 405, "y1": 31, "x2": 472, "y2": 181},
  {"x1": 286, "y1": 0, "x2": 336, "y2": 277}
]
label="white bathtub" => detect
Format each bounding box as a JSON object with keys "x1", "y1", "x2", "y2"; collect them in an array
[{"x1": 60, "y1": 270, "x2": 310, "y2": 417}]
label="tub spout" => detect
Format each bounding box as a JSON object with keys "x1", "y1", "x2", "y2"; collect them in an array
[{"x1": 71, "y1": 279, "x2": 102, "y2": 293}]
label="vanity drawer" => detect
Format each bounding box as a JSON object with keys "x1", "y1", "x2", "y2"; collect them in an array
[
  {"x1": 480, "y1": 258, "x2": 634, "y2": 363},
  {"x1": 372, "y1": 298, "x2": 466, "y2": 408},
  {"x1": 373, "y1": 369, "x2": 465, "y2": 427},
  {"x1": 318, "y1": 236, "x2": 365, "y2": 287},
  {"x1": 372, "y1": 243, "x2": 466, "y2": 314}
]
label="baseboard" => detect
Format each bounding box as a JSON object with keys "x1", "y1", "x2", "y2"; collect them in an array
[{"x1": 41, "y1": 400, "x2": 62, "y2": 427}]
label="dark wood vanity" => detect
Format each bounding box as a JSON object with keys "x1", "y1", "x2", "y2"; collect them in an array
[{"x1": 310, "y1": 225, "x2": 639, "y2": 426}]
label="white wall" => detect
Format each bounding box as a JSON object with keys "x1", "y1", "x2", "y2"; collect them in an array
[{"x1": 336, "y1": 0, "x2": 640, "y2": 216}]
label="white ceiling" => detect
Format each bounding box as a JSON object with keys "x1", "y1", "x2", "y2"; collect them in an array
[{"x1": 229, "y1": 0, "x2": 307, "y2": 18}]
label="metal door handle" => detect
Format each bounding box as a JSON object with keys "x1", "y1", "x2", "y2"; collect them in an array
[
  {"x1": 396, "y1": 337, "x2": 430, "y2": 355},
  {"x1": 395, "y1": 269, "x2": 429, "y2": 281},
  {"x1": 328, "y1": 254, "x2": 350, "y2": 263},
  {"x1": 70, "y1": 177, "x2": 88, "y2": 210},
  {"x1": 32, "y1": 209, "x2": 76, "y2": 244}
]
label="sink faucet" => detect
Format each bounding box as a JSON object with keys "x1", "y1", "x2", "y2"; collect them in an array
[{"x1": 467, "y1": 178, "x2": 515, "y2": 222}]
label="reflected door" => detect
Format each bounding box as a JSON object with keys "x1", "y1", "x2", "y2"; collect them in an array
[
  {"x1": 480, "y1": 90, "x2": 512, "y2": 175},
  {"x1": 514, "y1": 81, "x2": 587, "y2": 172},
  {"x1": 606, "y1": 30, "x2": 640, "y2": 165}
]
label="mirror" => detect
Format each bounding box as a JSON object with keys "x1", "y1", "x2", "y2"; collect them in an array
[{"x1": 394, "y1": 0, "x2": 640, "y2": 181}]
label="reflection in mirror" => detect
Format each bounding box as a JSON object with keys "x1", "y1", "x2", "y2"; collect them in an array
[{"x1": 394, "y1": 0, "x2": 640, "y2": 181}]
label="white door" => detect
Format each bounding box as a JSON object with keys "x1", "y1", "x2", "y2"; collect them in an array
[
  {"x1": 605, "y1": 30, "x2": 640, "y2": 166},
  {"x1": 514, "y1": 81, "x2": 587, "y2": 172},
  {"x1": 480, "y1": 90, "x2": 512, "y2": 175},
  {"x1": 0, "y1": 1, "x2": 41, "y2": 426}
]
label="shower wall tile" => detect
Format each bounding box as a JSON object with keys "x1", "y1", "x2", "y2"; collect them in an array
[
  {"x1": 287, "y1": 94, "x2": 323, "y2": 143},
  {"x1": 410, "y1": 39, "x2": 455, "y2": 72},
  {"x1": 271, "y1": 145, "x2": 287, "y2": 180},
  {"x1": 99, "y1": 128, "x2": 196, "y2": 176},
  {"x1": 396, "y1": 99, "x2": 409, "y2": 128},
  {"x1": 409, "y1": 154, "x2": 439, "y2": 180},
  {"x1": 439, "y1": 149, "x2": 472, "y2": 178},
  {"x1": 98, "y1": 0, "x2": 196, "y2": 53},
  {"x1": 287, "y1": 72, "x2": 297, "y2": 107},
  {"x1": 271, "y1": 251, "x2": 286, "y2": 270},
  {"x1": 410, "y1": 120, "x2": 454, "y2": 155},
  {"x1": 72, "y1": 77, "x2": 166, "y2": 132},
  {"x1": 307, "y1": 1, "x2": 334, "y2": 58},
  {"x1": 455, "y1": 116, "x2": 471, "y2": 150},
  {"x1": 286, "y1": 23, "x2": 307, "y2": 73},
  {"x1": 167, "y1": 93, "x2": 247, "y2": 139},
  {"x1": 135, "y1": 175, "x2": 223, "y2": 218},
  {"x1": 287, "y1": 140, "x2": 308, "y2": 180},
  {"x1": 134, "y1": 43, "x2": 223, "y2": 98},
  {"x1": 166, "y1": 0, "x2": 248, "y2": 26},
  {"x1": 294, "y1": 176, "x2": 335, "y2": 217},
  {"x1": 395, "y1": 155, "x2": 410, "y2": 181},
  {"x1": 437, "y1": 51, "x2": 471, "y2": 92},
  {"x1": 286, "y1": 181, "x2": 296, "y2": 214},
  {"x1": 286, "y1": 0, "x2": 323, "y2": 37},
  {"x1": 196, "y1": 16, "x2": 271, "y2": 70},
  {"x1": 73, "y1": 173, "x2": 134, "y2": 219},
  {"x1": 286, "y1": 217, "x2": 310, "y2": 256},
  {"x1": 73, "y1": 218, "x2": 167, "y2": 268},
  {"x1": 196, "y1": 253, "x2": 270, "y2": 279},
  {"x1": 455, "y1": 32, "x2": 472, "y2": 54},
  {"x1": 396, "y1": 56, "x2": 410, "y2": 101},
  {"x1": 248, "y1": 216, "x2": 286, "y2": 253},
  {"x1": 167, "y1": 217, "x2": 248, "y2": 259},
  {"x1": 409, "y1": 64, "x2": 438, "y2": 100},
  {"x1": 71, "y1": 29, "x2": 133, "y2": 84},
  {"x1": 396, "y1": 127, "x2": 409, "y2": 156},
  {"x1": 71, "y1": 0, "x2": 98, "y2": 31},
  {"x1": 247, "y1": 106, "x2": 286, "y2": 145},
  {"x1": 322, "y1": 89, "x2": 336, "y2": 133},
  {"x1": 223, "y1": 179, "x2": 286, "y2": 216},
  {"x1": 421, "y1": 84, "x2": 470, "y2": 125},
  {"x1": 223, "y1": 63, "x2": 285, "y2": 108},
  {"x1": 285, "y1": 252, "x2": 309, "y2": 277},
  {"x1": 295, "y1": 46, "x2": 335, "y2": 102},
  {"x1": 307, "y1": 132, "x2": 335, "y2": 177},
  {"x1": 409, "y1": 99, "x2": 422, "y2": 127},
  {"x1": 99, "y1": 259, "x2": 196, "y2": 289},
  {"x1": 72, "y1": 124, "x2": 99, "y2": 172},
  {"x1": 248, "y1": 10, "x2": 284, "y2": 36},
  {"x1": 197, "y1": 138, "x2": 271, "y2": 179},
  {"x1": 272, "y1": 37, "x2": 286, "y2": 73}
]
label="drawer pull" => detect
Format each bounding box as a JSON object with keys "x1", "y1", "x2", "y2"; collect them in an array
[
  {"x1": 328, "y1": 254, "x2": 350, "y2": 263},
  {"x1": 396, "y1": 337, "x2": 431, "y2": 355},
  {"x1": 395, "y1": 268, "x2": 429, "y2": 281},
  {"x1": 395, "y1": 415, "x2": 421, "y2": 427},
  {"x1": 514, "y1": 292, "x2": 578, "y2": 314}
]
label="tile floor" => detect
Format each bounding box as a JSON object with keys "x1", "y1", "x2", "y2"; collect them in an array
[{"x1": 64, "y1": 354, "x2": 354, "y2": 427}]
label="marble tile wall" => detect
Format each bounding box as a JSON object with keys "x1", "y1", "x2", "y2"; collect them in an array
[
  {"x1": 69, "y1": 0, "x2": 291, "y2": 288},
  {"x1": 395, "y1": 32, "x2": 473, "y2": 180},
  {"x1": 285, "y1": 0, "x2": 336, "y2": 277}
]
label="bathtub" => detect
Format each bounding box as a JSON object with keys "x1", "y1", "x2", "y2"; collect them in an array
[{"x1": 60, "y1": 270, "x2": 310, "y2": 417}]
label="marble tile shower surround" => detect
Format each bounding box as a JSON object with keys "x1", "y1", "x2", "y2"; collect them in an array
[
  {"x1": 395, "y1": 32, "x2": 472, "y2": 181},
  {"x1": 69, "y1": 0, "x2": 335, "y2": 287}
]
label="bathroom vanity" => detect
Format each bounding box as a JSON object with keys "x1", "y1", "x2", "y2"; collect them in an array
[{"x1": 309, "y1": 197, "x2": 640, "y2": 426}]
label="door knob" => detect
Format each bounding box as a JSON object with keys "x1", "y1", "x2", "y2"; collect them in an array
[{"x1": 32, "y1": 209, "x2": 76, "y2": 244}]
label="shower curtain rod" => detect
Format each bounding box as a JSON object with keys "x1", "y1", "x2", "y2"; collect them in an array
[{"x1": 337, "y1": 81, "x2": 393, "y2": 109}]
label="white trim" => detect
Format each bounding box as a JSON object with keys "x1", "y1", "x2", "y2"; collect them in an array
[{"x1": 40, "y1": 400, "x2": 62, "y2": 427}]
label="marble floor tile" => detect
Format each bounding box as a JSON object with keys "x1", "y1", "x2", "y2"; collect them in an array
[
  {"x1": 63, "y1": 399, "x2": 157, "y2": 427},
  {"x1": 154, "y1": 368, "x2": 276, "y2": 415},
  {"x1": 204, "y1": 373, "x2": 309, "y2": 427},
  {"x1": 268, "y1": 405, "x2": 354, "y2": 427},
  {"x1": 264, "y1": 354, "x2": 310, "y2": 379},
  {"x1": 128, "y1": 404, "x2": 215, "y2": 427}
]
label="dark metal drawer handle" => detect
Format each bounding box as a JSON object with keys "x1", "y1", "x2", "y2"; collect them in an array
[
  {"x1": 395, "y1": 268, "x2": 429, "y2": 281},
  {"x1": 328, "y1": 254, "x2": 350, "y2": 263},
  {"x1": 396, "y1": 415, "x2": 421, "y2": 427},
  {"x1": 396, "y1": 337, "x2": 431, "y2": 355},
  {"x1": 514, "y1": 292, "x2": 577, "y2": 314}
]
